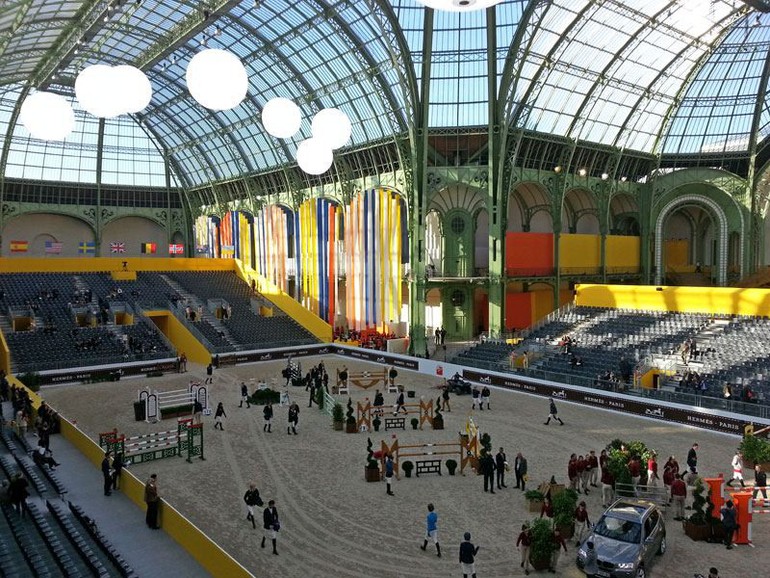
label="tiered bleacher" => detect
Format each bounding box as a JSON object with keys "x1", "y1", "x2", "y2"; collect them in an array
[
  {"x1": 0, "y1": 273, "x2": 175, "y2": 373},
  {"x1": 166, "y1": 271, "x2": 317, "y2": 350},
  {"x1": 455, "y1": 305, "x2": 770, "y2": 408}
]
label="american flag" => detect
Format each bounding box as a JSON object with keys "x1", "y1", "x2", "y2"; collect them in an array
[
  {"x1": 168, "y1": 244, "x2": 184, "y2": 255},
  {"x1": 44, "y1": 241, "x2": 62, "y2": 254},
  {"x1": 110, "y1": 242, "x2": 125, "y2": 253}
]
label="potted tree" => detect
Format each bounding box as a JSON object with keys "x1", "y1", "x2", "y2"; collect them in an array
[
  {"x1": 345, "y1": 397, "x2": 357, "y2": 433},
  {"x1": 365, "y1": 438, "x2": 381, "y2": 482},
  {"x1": 446, "y1": 459, "x2": 458, "y2": 476},
  {"x1": 432, "y1": 396, "x2": 444, "y2": 430},
  {"x1": 332, "y1": 403, "x2": 344, "y2": 431},
  {"x1": 402, "y1": 460, "x2": 414, "y2": 478},
  {"x1": 683, "y1": 477, "x2": 712, "y2": 541},
  {"x1": 552, "y1": 488, "x2": 579, "y2": 539},
  {"x1": 739, "y1": 434, "x2": 770, "y2": 470},
  {"x1": 525, "y1": 489, "x2": 545, "y2": 513},
  {"x1": 373, "y1": 415, "x2": 382, "y2": 432},
  {"x1": 410, "y1": 417, "x2": 419, "y2": 430},
  {"x1": 528, "y1": 517, "x2": 554, "y2": 571}
]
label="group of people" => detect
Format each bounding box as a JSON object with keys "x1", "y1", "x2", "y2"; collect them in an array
[
  {"x1": 333, "y1": 327, "x2": 396, "y2": 350},
  {"x1": 101, "y1": 450, "x2": 125, "y2": 496},
  {"x1": 242, "y1": 484, "x2": 280, "y2": 555},
  {"x1": 566, "y1": 450, "x2": 601, "y2": 496},
  {"x1": 470, "y1": 386, "x2": 492, "y2": 411}
]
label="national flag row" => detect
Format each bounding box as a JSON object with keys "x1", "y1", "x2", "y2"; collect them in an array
[{"x1": 9, "y1": 241, "x2": 184, "y2": 255}]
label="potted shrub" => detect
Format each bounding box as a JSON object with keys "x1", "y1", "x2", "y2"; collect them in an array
[
  {"x1": 525, "y1": 489, "x2": 545, "y2": 513},
  {"x1": 345, "y1": 397, "x2": 357, "y2": 433},
  {"x1": 402, "y1": 460, "x2": 414, "y2": 478},
  {"x1": 552, "y1": 488, "x2": 579, "y2": 539},
  {"x1": 683, "y1": 477, "x2": 712, "y2": 541},
  {"x1": 373, "y1": 415, "x2": 382, "y2": 432},
  {"x1": 365, "y1": 438, "x2": 380, "y2": 482},
  {"x1": 446, "y1": 459, "x2": 458, "y2": 476},
  {"x1": 739, "y1": 434, "x2": 770, "y2": 470},
  {"x1": 432, "y1": 396, "x2": 444, "y2": 430},
  {"x1": 528, "y1": 517, "x2": 554, "y2": 571},
  {"x1": 410, "y1": 417, "x2": 419, "y2": 430},
  {"x1": 332, "y1": 402, "x2": 344, "y2": 431}
]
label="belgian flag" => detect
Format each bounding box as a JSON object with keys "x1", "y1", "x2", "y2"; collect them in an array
[{"x1": 141, "y1": 242, "x2": 157, "y2": 254}]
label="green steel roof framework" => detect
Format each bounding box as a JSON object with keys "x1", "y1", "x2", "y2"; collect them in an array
[{"x1": 1, "y1": 1, "x2": 770, "y2": 197}]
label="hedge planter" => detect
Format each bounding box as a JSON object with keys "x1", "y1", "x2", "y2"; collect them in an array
[
  {"x1": 160, "y1": 404, "x2": 193, "y2": 419},
  {"x1": 346, "y1": 421, "x2": 358, "y2": 433},
  {"x1": 683, "y1": 520, "x2": 711, "y2": 541},
  {"x1": 249, "y1": 389, "x2": 280, "y2": 405},
  {"x1": 365, "y1": 467, "x2": 381, "y2": 482},
  {"x1": 432, "y1": 416, "x2": 444, "y2": 430},
  {"x1": 402, "y1": 461, "x2": 414, "y2": 478},
  {"x1": 333, "y1": 421, "x2": 343, "y2": 431}
]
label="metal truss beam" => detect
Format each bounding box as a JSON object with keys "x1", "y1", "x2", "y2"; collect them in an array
[{"x1": 0, "y1": 0, "x2": 35, "y2": 61}]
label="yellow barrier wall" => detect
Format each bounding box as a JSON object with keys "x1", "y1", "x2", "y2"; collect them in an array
[
  {"x1": 559, "y1": 234, "x2": 601, "y2": 269},
  {"x1": 0, "y1": 329, "x2": 10, "y2": 375},
  {"x1": 234, "y1": 260, "x2": 332, "y2": 342},
  {"x1": 606, "y1": 236, "x2": 641, "y2": 270},
  {"x1": 0, "y1": 257, "x2": 234, "y2": 273},
  {"x1": 58, "y1": 418, "x2": 254, "y2": 578},
  {"x1": 575, "y1": 284, "x2": 770, "y2": 316},
  {"x1": 144, "y1": 311, "x2": 210, "y2": 365}
]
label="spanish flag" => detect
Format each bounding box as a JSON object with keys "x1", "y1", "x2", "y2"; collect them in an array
[
  {"x1": 141, "y1": 242, "x2": 157, "y2": 254},
  {"x1": 10, "y1": 240, "x2": 28, "y2": 253}
]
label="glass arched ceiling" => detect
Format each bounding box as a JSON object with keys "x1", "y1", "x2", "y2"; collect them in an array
[{"x1": 1, "y1": 0, "x2": 770, "y2": 190}]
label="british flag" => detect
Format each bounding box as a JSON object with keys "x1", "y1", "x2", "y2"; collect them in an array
[{"x1": 110, "y1": 242, "x2": 125, "y2": 253}]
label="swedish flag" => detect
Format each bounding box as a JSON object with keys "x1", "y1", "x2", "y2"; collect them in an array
[{"x1": 78, "y1": 241, "x2": 96, "y2": 254}]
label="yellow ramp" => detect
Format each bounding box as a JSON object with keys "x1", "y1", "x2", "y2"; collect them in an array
[
  {"x1": 144, "y1": 311, "x2": 211, "y2": 365},
  {"x1": 234, "y1": 260, "x2": 332, "y2": 342}
]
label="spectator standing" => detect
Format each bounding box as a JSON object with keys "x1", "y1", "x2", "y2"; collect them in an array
[
  {"x1": 193, "y1": 399, "x2": 203, "y2": 425},
  {"x1": 479, "y1": 450, "x2": 496, "y2": 494},
  {"x1": 687, "y1": 443, "x2": 699, "y2": 478},
  {"x1": 459, "y1": 532, "x2": 479, "y2": 578},
  {"x1": 144, "y1": 474, "x2": 160, "y2": 529},
  {"x1": 721, "y1": 500, "x2": 737, "y2": 549},
  {"x1": 647, "y1": 452, "x2": 659, "y2": 488},
  {"x1": 753, "y1": 464, "x2": 768, "y2": 504},
  {"x1": 543, "y1": 397, "x2": 564, "y2": 425},
  {"x1": 420, "y1": 503, "x2": 441, "y2": 557},
  {"x1": 205, "y1": 362, "x2": 213, "y2": 384},
  {"x1": 239, "y1": 382, "x2": 250, "y2": 408},
  {"x1": 214, "y1": 402, "x2": 226, "y2": 430},
  {"x1": 516, "y1": 523, "x2": 531, "y2": 575},
  {"x1": 671, "y1": 474, "x2": 687, "y2": 520},
  {"x1": 514, "y1": 453, "x2": 528, "y2": 491},
  {"x1": 587, "y1": 450, "x2": 599, "y2": 488},
  {"x1": 441, "y1": 385, "x2": 451, "y2": 412},
  {"x1": 9, "y1": 472, "x2": 29, "y2": 518},
  {"x1": 111, "y1": 453, "x2": 124, "y2": 491},
  {"x1": 471, "y1": 387, "x2": 481, "y2": 411},
  {"x1": 495, "y1": 447, "x2": 507, "y2": 489},
  {"x1": 600, "y1": 466, "x2": 615, "y2": 508},
  {"x1": 263, "y1": 402, "x2": 273, "y2": 433},
  {"x1": 101, "y1": 451, "x2": 113, "y2": 496},
  {"x1": 261, "y1": 500, "x2": 279, "y2": 555}
]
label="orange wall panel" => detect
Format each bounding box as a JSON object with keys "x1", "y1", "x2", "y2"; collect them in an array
[
  {"x1": 505, "y1": 233, "x2": 553, "y2": 275},
  {"x1": 506, "y1": 291, "x2": 532, "y2": 330}
]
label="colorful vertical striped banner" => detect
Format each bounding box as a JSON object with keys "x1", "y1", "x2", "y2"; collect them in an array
[
  {"x1": 297, "y1": 198, "x2": 339, "y2": 324},
  {"x1": 344, "y1": 188, "x2": 406, "y2": 331},
  {"x1": 254, "y1": 205, "x2": 292, "y2": 293},
  {"x1": 207, "y1": 216, "x2": 221, "y2": 258}
]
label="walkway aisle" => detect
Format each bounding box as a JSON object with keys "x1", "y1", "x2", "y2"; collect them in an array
[{"x1": 41, "y1": 416, "x2": 211, "y2": 578}]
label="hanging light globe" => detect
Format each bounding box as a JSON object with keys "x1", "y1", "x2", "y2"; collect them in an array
[
  {"x1": 311, "y1": 108, "x2": 351, "y2": 150},
  {"x1": 113, "y1": 65, "x2": 152, "y2": 113},
  {"x1": 415, "y1": 0, "x2": 503, "y2": 11},
  {"x1": 185, "y1": 49, "x2": 248, "y2": 111},
  {"x1": 262, "y1": 97, "x2": 301, "y2": 139},
  {"x1": 296, "y1": 138, "x2": 334, "y2": 175},
  {"x1": 75, "y1": 64, "x2": 123, "y2": 118},
  {"x1": 19, "y1": 91, "x2": 75, "y2": 141}
]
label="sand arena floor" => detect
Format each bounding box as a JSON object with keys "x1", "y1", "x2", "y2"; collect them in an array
[{"x1": 41, "y1": 356, "x2": 768, "y2": 578}]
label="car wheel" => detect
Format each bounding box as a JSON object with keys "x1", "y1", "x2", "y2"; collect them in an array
[
  {"x1": 657, "y1": 534, "x2": 666, "y2": 555},
  {"x1": 635, "y1": 566, "x2": 646, "y2": 578}
]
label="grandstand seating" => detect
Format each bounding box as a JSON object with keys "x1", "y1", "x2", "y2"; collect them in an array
[{"x1": 455, "y1": 305, "x2": 770, "y2": 405}]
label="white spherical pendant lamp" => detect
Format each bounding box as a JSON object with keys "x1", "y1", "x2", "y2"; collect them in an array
[
  {"x1": 185, "y1": 49, "x2": 248, "y2": 111},
  {"x1": 262, "y1": 97, "x2": 301, "y2": 139},
  {"x1": 114, "y1": 65, "x2": 152, "y2": 113},
  {"x1": 19, "y1": 91, "x2": 75, "y2": 141},
  {"x1": 311, "y1": 108, "x2": 351, "y2": 150},
  {"x1": 415, "y1": 0, "x2": 503, "y2": 11},
  {"x1": 75, "y1": 64, "x2": 122, "y2": 118},
  {"x1": 296, "y1": 138, "x2": 333, "y2": 175}
]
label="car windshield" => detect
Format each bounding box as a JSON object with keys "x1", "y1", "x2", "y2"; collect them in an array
[{"x1": 594, "y1": 515, "x2": 642, "y2": 544}]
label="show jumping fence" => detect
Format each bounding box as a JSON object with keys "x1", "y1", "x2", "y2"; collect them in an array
[{"x1": 99, "y1": 417, "x2": 204, "y2": 464}]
